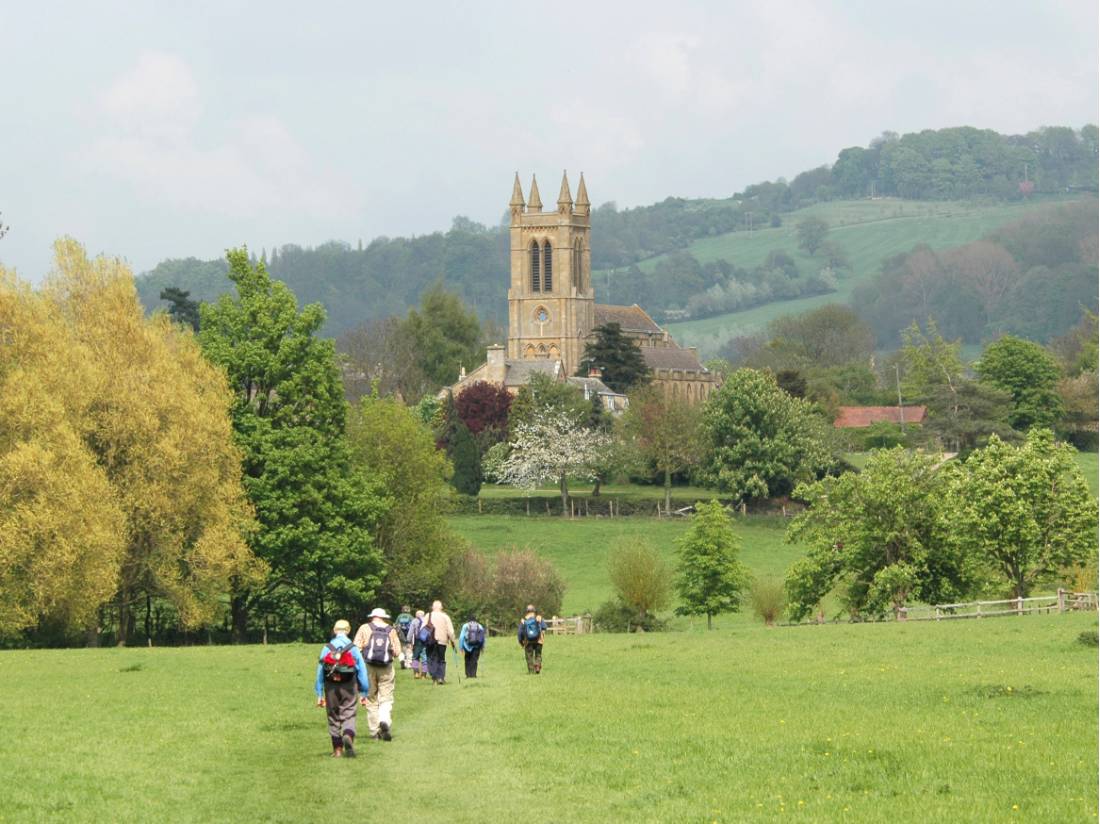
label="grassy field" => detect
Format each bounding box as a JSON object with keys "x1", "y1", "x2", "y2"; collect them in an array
[
  {"x1": 1, "y1": 615, "x2": 1095, "y2": 823},
  {"x1": 654, "y1": 196, "x2": 1082, "y2": 354},
  {"x1": 450, "y1": 514, "x2": 801, "y2": 618}
]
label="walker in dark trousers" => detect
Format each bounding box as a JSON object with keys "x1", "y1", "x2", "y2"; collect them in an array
[{"x1": 314, "y1": 620, "x2": 370, "y2": 758}]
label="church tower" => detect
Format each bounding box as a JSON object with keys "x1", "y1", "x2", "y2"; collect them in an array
[{"x1": 507, "y1": 171, "x2": 594, "y2": 375}]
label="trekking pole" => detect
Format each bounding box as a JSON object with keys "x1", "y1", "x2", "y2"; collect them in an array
[{"x1": 453, "y1": 647, "x2": 461, "y2": 684}]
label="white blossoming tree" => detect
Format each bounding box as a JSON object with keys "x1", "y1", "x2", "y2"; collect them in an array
[{"x1": 498, "y1": 412, "x2": 613, "y2": 517}]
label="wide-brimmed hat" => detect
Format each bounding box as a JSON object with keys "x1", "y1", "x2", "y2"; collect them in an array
[{"x1": 368, "y1": 608, "x2": 390, "y2": 620}]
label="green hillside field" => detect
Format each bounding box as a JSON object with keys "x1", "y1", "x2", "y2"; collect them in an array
[
  {"x1": 654, "y1": 196, "x2": 1083, "y2": 354},
  {"x1": 1, "y1": 615, "x2": 1094, "y2": 823}
]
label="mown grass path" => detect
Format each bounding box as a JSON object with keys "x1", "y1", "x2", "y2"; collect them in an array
[{"x1": 1, "y1": 615, "x2": 1095, "y2": 822}]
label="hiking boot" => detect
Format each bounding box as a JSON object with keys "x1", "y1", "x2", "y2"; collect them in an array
[
  {"x1": 342, "y1": 734, "x2": 356, "y2": 758},
  {"x1": 379, "y1": 722, "x2": 392, "y2": 741}
]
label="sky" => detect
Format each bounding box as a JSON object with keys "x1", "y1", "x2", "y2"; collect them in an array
[{"x1": 1, "y1": 0, "x2": 1096, "y2": 280}]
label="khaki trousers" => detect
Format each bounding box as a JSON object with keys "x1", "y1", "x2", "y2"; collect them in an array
[{"x1": 365, "y1": 663, "x2": 395, "y2": 734}]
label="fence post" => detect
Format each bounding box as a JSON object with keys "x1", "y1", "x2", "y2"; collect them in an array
[
  {"x1": 975, "y1": 602, "x2": 982, "y2": 619},
  {"x1": 1015, "y1": 596, "x2": 1023, "y2": 615},
  {"x1": 935, "y1": 607, "x2": 941, "y2": 621},
  {"x1": 1057, "y1": 588, "x2": 1065, "y2": 613}
]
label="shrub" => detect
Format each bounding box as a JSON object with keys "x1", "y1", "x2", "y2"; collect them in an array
[
  {"x1": 749, "y1": 578, "x2": 786, "y2": 626},
  {"x1": 441, "y1": 547, "x2": 492, "y2": 622},
  {"x1": 608, "y1": 539, "x2": 671, "y2": 626},
  {"x1": 486, "y1": 548, "x2": 565, "y2": 630},
  {"x1": 1077, "y1": 630, "x2": 1098, "y2": 647},
  {"x1": 593, "y1": 599, "x2": 668, "y2": 633}
]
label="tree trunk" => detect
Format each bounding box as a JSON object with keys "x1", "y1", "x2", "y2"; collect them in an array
[
  {"x1": 706, "y1": 612, "x2": 712, "y2": 631},
  {"x1": 231, "y1": 592, "x2": 250, "y2": 644},
  {"x1": 144, "y1": 594, "x2": 152, "y2": 645},
  {"x1": 592, "y1": 477, "x2": 602, "y2": 496},
  {"x1": 117, "y1": 588, "x2": 130, "y2": 647},
  {"x1": 664, "y1": 468, "x2": 672, "y2": 513},
  {"x1": 560, "y1": 474, "x2": 569, "y2": 518}
]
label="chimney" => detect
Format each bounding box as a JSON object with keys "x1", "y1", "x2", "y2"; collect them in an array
[
  {"x1": 486, "y1": 344, "x2": 505, "y2": 368},
  {"x1": 588, "y1": 366, "x2": 603, "y2": 379}
]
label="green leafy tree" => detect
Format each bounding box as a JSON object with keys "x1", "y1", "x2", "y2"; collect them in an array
[
  {"x1": 577, "y1": 322, "x2": 651, "y2": 393},
  {"x1": 199, "y1": 250, "x2": 386, "y2": 639},
  {"x1": 785, "y1": 448, "x2": 976, "y2": 620},
  {"x1": 899, "y1": 320, "x2": 964, "y2": 399},
  {"x1": 449, "y1": 421, "x2": 482, "y2": 497},
  {"x1": 620, "y1": 385, "x2": 702, "y2": 510},
  {"x1": 608, "y1": 538, "x2": 672, "y2": 628},
  {"x1": 796, "y1": 217, "x2": 829, "y2": 255},
  {"x1": 700, "y1": 368, "x2": 833, "y2": 501},
  {"x1": 159, "y1": 286, "x2": 201, "y2": 331},
  {"x1": 674, "y1": 501, "x2": 750, "y2": 629},
  {"x1": 922, "y1": 380, "x2": 1016, "y2": 454},
  {"x1": 952, "y1": 430, "x2": 1097, "y2": 597},
  {"x1": 399, "y1": 284, "x2": 483, "y2": 390},
  {"x1": 509, "y1": 372, "x2": 590, "y2": 431},
  {"x1": 975, "y1": 336, "x2": 1064, "y2": 430},
  {"x1": 347, "y1": 394, "x2": 457, "y2": 605}
]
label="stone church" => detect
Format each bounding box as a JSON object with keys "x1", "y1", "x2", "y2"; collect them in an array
[{"x1": 448, "y1": 172, "x2": 717, "y2": 407}]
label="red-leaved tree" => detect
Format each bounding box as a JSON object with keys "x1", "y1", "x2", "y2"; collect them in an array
[{"x1": 455, "y1": 381, "x2": 512, "y2": 443}]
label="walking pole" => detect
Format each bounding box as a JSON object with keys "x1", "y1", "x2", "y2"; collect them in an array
[{"x1": 453, "y1": 646, "x2": 461, "y2": 684}]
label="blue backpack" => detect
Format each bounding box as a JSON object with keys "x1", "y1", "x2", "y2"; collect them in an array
[
  {"x1": 466, "y1": 622, "x2": 485, "y2": 649},
  {"x1": 523, "y1": 616, "x2": 541, "y2": 642}
]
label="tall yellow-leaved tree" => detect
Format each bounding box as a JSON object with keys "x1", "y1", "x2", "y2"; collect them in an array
[
  {"x1": 0, "y1": 240, "x2": 259, "y2": 643},
  {"x1": 0, "y1": 270, "x2": 125, "y2": 636}
]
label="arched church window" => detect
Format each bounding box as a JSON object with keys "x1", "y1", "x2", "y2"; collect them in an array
[
  {"x1": 537, "y1": 344, "x2": 548, "y2": 358},
  {"x1": 524, "y1": 345, "x2": 536, "y2": 359},
  {"x1": 542, "y1": 242, "x2": 553, "y2": 292},
  {"x1": 530, "y1": 241, "x2": 541, "y2": 292},
  {"x1": 548, "y1": 344, "x2": 560, "y2": 360},
  {"x1": 573, "y1": 239, "x2": 583, "y2": 290}
]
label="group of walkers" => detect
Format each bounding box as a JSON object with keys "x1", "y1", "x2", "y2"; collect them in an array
[{"x1": 314, "y1": 601, "x2": 548, "y2": 757}]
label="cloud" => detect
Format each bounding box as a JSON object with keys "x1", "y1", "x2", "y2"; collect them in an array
[{"x1": 85, "y1": 51, "x2": 355, "y2": 220}]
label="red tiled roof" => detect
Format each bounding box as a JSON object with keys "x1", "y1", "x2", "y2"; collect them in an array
[{"x1": 834, "y1": 406, "x2": 927, "y2": 428}]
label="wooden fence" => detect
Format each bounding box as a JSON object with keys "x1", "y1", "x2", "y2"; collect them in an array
[
  {"x1": 898, "y1": 589, "x2": 1098, "y2": 621},
  {"x1": 783, "y1": 589, "x2": 1098, "y2": 627},
  {"x1": 542, "y1": 614, "x2": 593, "y2": 635}
]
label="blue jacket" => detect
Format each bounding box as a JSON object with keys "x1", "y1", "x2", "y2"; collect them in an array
[
  {"x1": 458, "y1": 621, "x2": 486, "y2": 653},
  {"x1": 314, "y1": 633, "x2": 370, "y2": 696}
]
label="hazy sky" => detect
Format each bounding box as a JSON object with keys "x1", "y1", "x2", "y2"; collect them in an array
[{"x1": 1, "y1": 0, "x2": 1096, "y2": 280}]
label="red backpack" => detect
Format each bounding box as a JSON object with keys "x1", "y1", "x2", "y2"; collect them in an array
[{"x1": 320, "y1": 640, "x2": 358, "y2": 682}]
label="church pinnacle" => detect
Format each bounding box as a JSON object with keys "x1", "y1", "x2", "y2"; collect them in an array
[
  {"x1": 527, "y1": 174, "x2": 543, "y2": 211},
  {"x1": 510, "y1": 172, "x2": 525, "y2": 214},
  {"x1": 557, "y1": 170, "x2": 573, "y2": 211},
  {"x1": 575, "y1": 172, "x2": 590, "y2": 215}
]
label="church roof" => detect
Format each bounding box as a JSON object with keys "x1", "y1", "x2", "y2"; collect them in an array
[
  {"x1": 567, "y1": 375, "x2": 623, "y2": 398},
  {"x1": 503, "y1": 358, "x2": 560, "y2": 387},
  {"x1": 641, "y1": 344, "x2": 709, "y2": 372},
  {"x1": 594, "y1": 304, "x2": 664, "y2": 336}
]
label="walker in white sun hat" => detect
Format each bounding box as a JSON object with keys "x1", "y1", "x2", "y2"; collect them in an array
[{"x1": 368, "y1": 608, "x2": 390, "y2": 621}]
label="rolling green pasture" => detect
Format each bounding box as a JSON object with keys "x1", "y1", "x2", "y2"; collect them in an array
[
  {"x1": 657, "y1": 196, "x2": 1080, "y2": 353},
  {"x1": 1, "y1": 615, "x2": 1095, "y2": 823},
  {"x1": 450, "y1": 514, "x2": 802, "y2": 617}
]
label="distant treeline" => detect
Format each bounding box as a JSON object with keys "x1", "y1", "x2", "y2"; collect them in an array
[
  {"x1": 855, "y1": 199, "x2": 1098, "y2": 346},
  {"x1": 135, "y1": 124, "x2": 1097, "y2": 337}
]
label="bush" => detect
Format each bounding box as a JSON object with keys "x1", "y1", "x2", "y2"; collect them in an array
[
  {"x1": 608, "y1": 539, "x2": 671, "y2": 625},
  {"x1": 1077, "y1": 630, "x2": 1098, "y2": 647},
  {"x1": 593, "y1": 599, "x2": 668, "y2": 633},
  {"x1": 486, "y1": 549, "x2": 565, "y2": 630},
  {"x1": 749, "y1": 578, "x2": 786, "y2": 626},
  {"x1": 441, "y1": 547, "x2": 492, "y2": 623}
]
